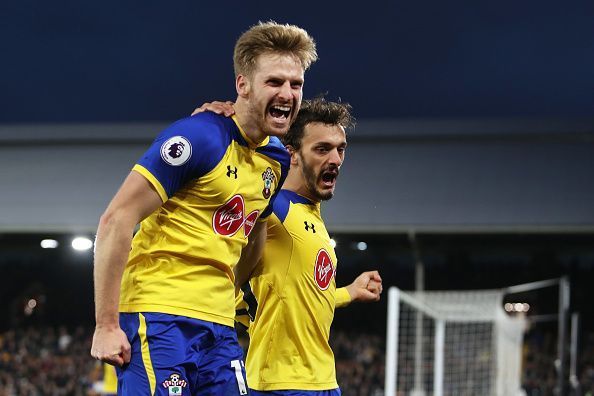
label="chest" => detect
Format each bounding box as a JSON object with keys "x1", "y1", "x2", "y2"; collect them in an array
[
  {"x1": 285, "y1": 206, "x2": 338, "y2": 291},
  {"x1": 190, "y1": 142, "x2": 280, "y2": 208}
]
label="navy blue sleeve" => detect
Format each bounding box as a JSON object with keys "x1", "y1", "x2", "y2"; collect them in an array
[
  {"x1": 269, "y1": 190, "x2": 291, "y2": 223},
  {"x1": 136, "y1": 113, "x2": 229, "y2": 198}
]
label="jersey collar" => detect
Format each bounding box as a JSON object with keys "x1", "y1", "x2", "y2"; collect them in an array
[{"x1": 232, "y1": 115, "x2": 270, "y2": 149}]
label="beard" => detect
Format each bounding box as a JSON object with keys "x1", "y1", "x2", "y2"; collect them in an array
[
  {"x1": 301, "y1": 156, "x2": 335, "y2": 202},
  {"x1": 245, "y1": 96, "x2": 293, "y2": 138}
]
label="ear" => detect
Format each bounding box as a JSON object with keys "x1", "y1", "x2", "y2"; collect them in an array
[
  {"x1": 285, "y1": 145, "x2": 299, "y2": 166},
  {"x1": 236, "y1": 74, "x2": 250, "y2": 98}
]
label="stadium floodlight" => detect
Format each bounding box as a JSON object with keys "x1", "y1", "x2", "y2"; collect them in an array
[
  {"x1": 329, "y1": 238, "x2": 337, "y2": 248},
  {"x1": 40, "y1": 239, "x2": 59, "y2": 249},
  {"x1": 356, "y1": 241, "x2": 368, "y2": 251},
  {"x1": 72, "y1": 236, "x2": 93, "y2": 251},
  {"x1": 505, "y1": 302, "x2": 531, "y2": 313}
]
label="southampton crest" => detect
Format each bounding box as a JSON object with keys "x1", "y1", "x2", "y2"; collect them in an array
[
  {"x1": 261, "y1": 167, "x2": 276, "y2": 199},
  {"x1": 161, "y1": 373, "x2": 187, "y2": 395}
]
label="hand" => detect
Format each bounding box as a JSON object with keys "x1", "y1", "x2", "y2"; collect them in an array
[
  {"x1": 90, "y1": 326, "x2": 131, "y2": 367},
  {"x1": 346, "y1": 270, "x2": 383, "y2": 302},
  {"x1": 191, "y1": 101, "x2": 235, "y2": 117},
  {"x1": 367, "y1": 278, "x2": 383, "y2": 295}
]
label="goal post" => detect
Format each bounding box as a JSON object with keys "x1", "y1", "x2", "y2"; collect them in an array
[{"x1": 385, "y1": 287, "x2": 526, "y2": 396}]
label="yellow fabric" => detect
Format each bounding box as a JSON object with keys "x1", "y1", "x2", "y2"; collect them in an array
[
  {"x1": 133, "y1": 164, "x2": 168, "y2": 203},
  {"x1": 102, "y1": 363, "x2": 118, "y2": 394},
  {"x1": 119, "y1": 131, "x2": 284, "y2": 328},
  {"x1": 235, "y1": 292, "x2": 251, "y2": 329},
  {"x1": 243, "y1": 199, "x2": 340, "y2": 391},
  {"x1": 335, "y1": 287, "x2": 352, "y2": 308}
]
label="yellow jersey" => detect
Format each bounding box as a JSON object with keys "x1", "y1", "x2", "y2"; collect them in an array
[
  {"x1": 119, "y1": 113, "x2": 289, "y2": 327},
  {"x1": 237, "y1": 189, "x2": 351, "y2": 391}
]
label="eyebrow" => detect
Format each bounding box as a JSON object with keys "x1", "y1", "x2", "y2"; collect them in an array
[{"x1": 314, "y1": 141, "x2": 347, "y2": 147}]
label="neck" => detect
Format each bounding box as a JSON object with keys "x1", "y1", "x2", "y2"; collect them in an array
[
  {"x1": 233, "y1": 99, "x2": 267, "y2": 145},
  {"x1": 282, "y1": 168, "x2": 320, "y2": 204}
]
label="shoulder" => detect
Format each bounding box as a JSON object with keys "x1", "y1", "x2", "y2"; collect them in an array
[
  {"x1": 256, "y1": 136, "x2": 290, "y2": 167},
  {"x1": 271, "y1": 190, "x2": 292, "y2": 223},
  {"x1": 148, "y1": 112, "x2": 235, "y2": 174},
  {"x1": 159, "y1": 112, "x2": 235, "y2": 148},
  {"x1": 272, "y1": 190, "x2": 313, "y2": 223}
]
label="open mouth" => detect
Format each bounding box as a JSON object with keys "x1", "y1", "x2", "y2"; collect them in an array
[
  {"x1": 268, "y1": 104, "x2": 291, "y2": 120},
  {"x1": 321, "y1": 171, "x2": 338, "y2": 186}
]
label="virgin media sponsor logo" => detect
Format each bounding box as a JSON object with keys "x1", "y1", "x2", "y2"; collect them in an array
[
  {"x1": 314, "y1": 249, "x2": 335, "y2": 291},
  {"x1": 212, "y1": 195, "x2": 259, "y2": 237},
  {"x1": 243, "y1": 210, "x2": 259, "y2": 237}
]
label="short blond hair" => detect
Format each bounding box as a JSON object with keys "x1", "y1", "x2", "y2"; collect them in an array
[{"x1": 233, "y1": 21, "x2": 318, "y2": 78}]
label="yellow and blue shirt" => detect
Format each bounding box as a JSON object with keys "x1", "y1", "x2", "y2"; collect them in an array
[
  {"x1": 237, "y1": 190, "x2": 352, "y2": 391},
  {"x1": 119, "y1": 112, "x2": 289, "y2": 328}
]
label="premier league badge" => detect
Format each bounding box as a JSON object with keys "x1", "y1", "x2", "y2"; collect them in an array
[{"x1": 160, "y1": 136, "x2": 192, "y2": 166}]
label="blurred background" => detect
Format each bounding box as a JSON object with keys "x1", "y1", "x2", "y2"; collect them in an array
[{"x1": 1, "y1": 0, "x2": 593, "y2": 394}]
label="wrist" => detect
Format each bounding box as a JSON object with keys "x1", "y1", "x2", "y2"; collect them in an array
[
  {"x1": 95, "y1": 318, "x2": 120, "y2": 330},
  {"x1": 345, "y1": 284, "x2": 357, "y2": 302}
]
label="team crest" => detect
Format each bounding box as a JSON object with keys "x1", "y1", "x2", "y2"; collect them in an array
[
  {"x1": 161, "y1": 373, "x2": 187, "y2": 395},
  {"x1": 261, "y1": 167, "x2": 276, "y2": 199},
  {"x1": 314, "y1": 248, "x2": 335, "y2": 291},
  {"x1": 160, "y1": 136, "x2": 192, "y2": 166}
]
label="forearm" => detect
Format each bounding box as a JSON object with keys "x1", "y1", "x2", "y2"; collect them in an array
[
  {"x1": 234, "y1": 243, "x2": 262, "y2": 289},
  {"x1": 93, "y1": 212, "x2": 135, "y2": 328},
  {"x1": 234, "y1": 220, "x2": 267, "y2": 288}
]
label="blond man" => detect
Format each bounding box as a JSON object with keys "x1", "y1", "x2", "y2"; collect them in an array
[{"x1": 90, "y1": 22, "x2": 317, "y2": 395}]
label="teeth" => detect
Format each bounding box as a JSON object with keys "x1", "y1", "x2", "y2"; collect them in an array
[{"x1": 272, "y1": 105, "x2": 291, "y2": 112}]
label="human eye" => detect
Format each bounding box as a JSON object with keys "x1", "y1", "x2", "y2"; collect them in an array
[{"x1": 267, "y1": 78, "x2": 282, "y2": 87}]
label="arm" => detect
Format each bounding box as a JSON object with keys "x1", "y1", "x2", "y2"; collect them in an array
[
  {"x1": 337, "y1": 270, "x2": 383, "y2": 308},
  {"x1": 90, "y1": 171, "x2": 163, "y2": 366},
  {"x1": 234, "y1": 220, "x2": 267, "y2": 290}
]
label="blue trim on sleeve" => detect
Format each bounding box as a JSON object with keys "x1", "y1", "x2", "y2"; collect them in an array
[
  {"x1": 255, "y1": 136, "x2": 289, "y2": 167},
  {"x1": 270, "y1": 190, "x2": 291, "y2": 223},
  {"x1": 284, "y1": 190, "x2": 314, "y2": 205},
  {"x1": 136, "y1": 112, "x2": 234, "y2": 198},
  {"x1": 269, "y1": 189, "x2": 314, "y2": 223}
]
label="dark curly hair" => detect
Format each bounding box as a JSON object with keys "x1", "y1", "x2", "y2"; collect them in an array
[{"x1": 282, "y1": 97, "x2": 355, "y2": 149}]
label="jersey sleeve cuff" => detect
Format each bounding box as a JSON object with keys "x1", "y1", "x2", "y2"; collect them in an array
[
  {"x1": 132, "y1": 164, "x2": 168, "y2": 203},
  {"x1": 335, "y1": 287, "x2": 352, "y2": 308}
]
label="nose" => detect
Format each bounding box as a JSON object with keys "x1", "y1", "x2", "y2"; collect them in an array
[
  {"x1": 278, "y1": 81, "x2": 292, "y2": 100},
  {"x1": 329, "y1": 148, "x2": 343, "y2": 167}
]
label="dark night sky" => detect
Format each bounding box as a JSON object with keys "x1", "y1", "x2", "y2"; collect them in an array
[{"x1": 2, "y1": 0, "x2": 593, "y2": 123}]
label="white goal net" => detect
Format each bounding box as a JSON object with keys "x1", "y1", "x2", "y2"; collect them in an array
[{"x1": 385, "y1": 287, "x2": 526, "y2": 396}]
